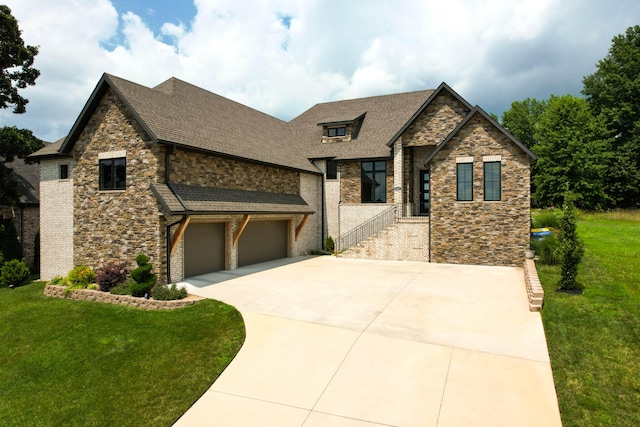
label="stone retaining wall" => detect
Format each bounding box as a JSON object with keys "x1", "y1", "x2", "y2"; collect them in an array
[
  {"x1": 44, "y1": 285, "x2": 202, "y2": 310},
  {"x1": 524, "y1": 259, "x2": 544, "y2": 311}
]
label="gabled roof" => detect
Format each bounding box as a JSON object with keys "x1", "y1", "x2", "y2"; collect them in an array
[
  {"x1": 289, "y1": 89, "x2": 434, "y2": 160},
  {"x1": 34, "y1": 74, "x2": 320, "y2": 173},
  {"x1": 386, "y1": 82, "x2": 473, "y2": 147},
  {"x1": 423, "y1": 106, "x2": 537, "y2": 166}
]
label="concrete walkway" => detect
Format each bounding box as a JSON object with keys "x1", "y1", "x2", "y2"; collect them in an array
[{"x1": 173, "y1": 256, "x2": 562, "y2": 427}]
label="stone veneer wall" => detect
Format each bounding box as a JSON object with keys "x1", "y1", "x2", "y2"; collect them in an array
[
  {"x1": 403, "y1": 91, "x2": 469, "y2": 147},
  {"x1": 170, "y1": 149, "x2": 299, "y2": 194},
  {"x1": 402, "y1": 145, "x2": 437, "y2": 216},
  {"x1": 340, "y1": 160, "x2": 393, "y2": 204},
  {"x1": 321, "y1": 120, "x2": 360, "y2": 144},
  {"x1": 39, "y1": 159, "x2": 75, "y2": 280},
  {"x1": 429, "y1": 113, "x2": 531, "y2": 266},
  {"x1": 71, "y1": 89, "x2": 166, "y2": 282}
]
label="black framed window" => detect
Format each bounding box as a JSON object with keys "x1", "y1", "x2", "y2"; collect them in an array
[
  {"x1": 361, "y1": 160, "x2": 387, "y2": 203},
  {"x1": 328, "y1": 127, "x2": 346, "y2": 137},
  {"x1": 484, "y1": 161, "x2": 501, "y2": 201},
  {"x1": 59, "y1": 164, "x2": 69, "y2": 180},
  {"x1": 326, "y1": 160, "x2": 338, "y2": 180},
  {"x1": 419, "y1": 170, "x2": 430, "y2": 214},
  {"x1": 99, "y1": 157, "x2": 126, "y2": 190},
  {"x1": 456, "y1": 162, "x2": 473, "y2": 201}
]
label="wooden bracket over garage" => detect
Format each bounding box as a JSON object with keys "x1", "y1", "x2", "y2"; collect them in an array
[
  {"x1": 170, "y1": 215, "x2": 191, "y2": 256},
  {"x1": 233, "y1": 214, "x2": 251, "y2": 247},
  {"x1": 295, "y1": 214, "x2": 310, "y2": 241}
]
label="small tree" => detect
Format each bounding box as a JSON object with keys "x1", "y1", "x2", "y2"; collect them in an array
[{"x1": 557, "y1": 198, "x2": 584, "y2": 291}]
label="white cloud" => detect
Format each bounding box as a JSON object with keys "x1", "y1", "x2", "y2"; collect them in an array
[{"x1": 1, "y1": 0, "x2": 640, "y2": 141}]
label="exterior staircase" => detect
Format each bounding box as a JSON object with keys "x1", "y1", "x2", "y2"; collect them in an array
[{"x1": 338, "y1": 218, "x2": 430, "y2": 262}]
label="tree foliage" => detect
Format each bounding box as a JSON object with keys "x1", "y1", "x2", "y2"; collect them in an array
[
  {"x1": 533, "y1": 95, "x2": 611, "y2": 210},
  {"x1": 583, "y1": 25, "x2": 640, "y2": 207},
  {"x1": 0, "y1": 5, "x2": 40, "y2": 114},
  {"x1": 557, "y1": 198, "x2": 584, "y2": 292},
  {"x1": 0, "y1": 126, "x2": 43, "y2": 206},
  {"x1": 500, "y1": 98, "x2": 546, "y2": 150}
]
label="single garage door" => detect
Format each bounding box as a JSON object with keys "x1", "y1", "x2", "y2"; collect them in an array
[
  {"x1": 184, "y1": 222, "x2": 225, "y2": 277},
  {"x1": 238, "y1": 220, "x2": 288, "y2": 267}
]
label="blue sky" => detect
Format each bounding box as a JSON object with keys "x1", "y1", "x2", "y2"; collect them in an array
[{"x1": 2, "y1": 0, "x2": 640, "y2": 142}]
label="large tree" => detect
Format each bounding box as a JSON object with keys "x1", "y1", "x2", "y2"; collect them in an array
[
  {"x1": 0, "y1": 5, "x2": 39, "y2": 113},
  {"x1": 583, "y1": 25, "x2": 640, "y2": 207},
  {"x1": 533, "y1": 95, "x2": 611, "y2": 210},
  {"x1": 0, "y1": 5, "x2": 42, "y2": 207},
  {"x1": 500, "y1": 98, "x2": 547, "y2": 150}
]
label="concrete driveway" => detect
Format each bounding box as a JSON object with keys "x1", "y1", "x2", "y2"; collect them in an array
[{"x1": 173, "y1": 256, "x2": 561, "y2": 427}]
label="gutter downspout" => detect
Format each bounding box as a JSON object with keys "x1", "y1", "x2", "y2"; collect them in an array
[
  {"x1": 321, "y1": 170, "x2": 326, "y2": 250},
  {"x1": 163, "y1": 145, "x2": 189, "y2": 283}
]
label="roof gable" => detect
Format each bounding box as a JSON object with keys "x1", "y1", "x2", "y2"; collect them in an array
[{"x1": 423, "y1": 106, "x2": 537, "y2": 166}]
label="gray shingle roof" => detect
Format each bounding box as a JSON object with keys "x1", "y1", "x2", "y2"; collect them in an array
[
  {"x1": 289, "y1": 89, "x2": 434, "y2": 160},
  {"x1": 151, "y1": 183, "x2": 314, "y2": 215},
  {"x1": 6, "y1": 157, "x2": 40, "y2": 205}
]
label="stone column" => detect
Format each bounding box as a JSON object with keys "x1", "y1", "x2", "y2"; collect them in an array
[{"x1": 393, "y1": 137, "x2": 403, "y2": 209}]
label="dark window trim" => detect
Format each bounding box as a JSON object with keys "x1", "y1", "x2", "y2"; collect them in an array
[
  {"x1": 484, "y1": 161, "x2": 501, "y2": 201},
  {"x1": 456, "y1": 162, "x2": 473, "y2": 201},
  {"x1": 328, "y1": 126, "x2": 346, "y2": 137},
  {"x1": 99, "y1": 157, "x2": 126, "y2": 191},
  {"x1": 361, "y1": 160, "x2": 387, "y2": 203},
  {"x1": 326, "y1": 160, "x2": 338, "y2": 180},
  {"x1": 59, "y1": 164, "x2": 69, "y2": 180}
]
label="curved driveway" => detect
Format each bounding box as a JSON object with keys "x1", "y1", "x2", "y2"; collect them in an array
[{"x1": 174, "y1": 256, "x2": 561, "y2": 427}]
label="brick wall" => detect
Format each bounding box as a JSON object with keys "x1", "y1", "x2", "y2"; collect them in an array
[
  {"x1": 39, "y1": 159, "x2": 75, "y2": 280},
  {"x1": 429, "y1": 113, "x2": 531, "y2": 266},
  {"x1": 170, "y1": 149, "x2": 300, "y2": 194},
  {"x1": 71, "y1": 89, "x2": 166, "y2": 282},
  {"x1": 296, "y1": 172, "x2": 322, "y2": 253}
]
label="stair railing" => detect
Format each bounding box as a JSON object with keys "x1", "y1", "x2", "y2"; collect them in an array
[{"x1": 337, "y1": 205, "x2": 398, "y2": 252}]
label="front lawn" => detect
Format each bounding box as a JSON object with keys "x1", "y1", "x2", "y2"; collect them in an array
[
  {"x1": 536, "y1": 210, "x2": 640, "y2": 426},
  {"x1": 0, "y1": 282, "x2": 245, "y2": 426}
]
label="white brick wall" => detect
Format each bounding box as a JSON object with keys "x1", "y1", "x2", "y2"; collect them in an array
[
  {"x1": 39, "y1": 159, "x2": 75, "y2": 280},
  {"x1": 339, "y1": 204, "x2": 394, "y2": 234},
  {"x1": 296, "y1": 172, "x2": 323, "y2": 254}
]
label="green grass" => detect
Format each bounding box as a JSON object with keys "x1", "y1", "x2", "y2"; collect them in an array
[
  {"x1": 536, "y1": 210, "x2": 640, "y2": 426},
  {"x1": 0, "y1": 282, "x2": 245, "y2": 426}
]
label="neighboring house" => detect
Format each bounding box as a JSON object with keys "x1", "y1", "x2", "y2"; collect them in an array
[
  {"x1": 31, "y1": 74, "x2": 536, "y2": 283},
  {"x1": 0, "y1": 157, "x2": 40, "y2": 268}
]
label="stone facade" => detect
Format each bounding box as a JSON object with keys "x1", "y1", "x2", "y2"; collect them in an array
[
  {"x1": 403, "y1": 91, "x2": 469, "y2": 147},
  {"x1": 71, "y1": 89, "x2": 166, "y2": 281},
  {"x1": 39, "y1": 159, "x2": 75, "y2": 280},
  {"x1": 339, "y1": 160, "x2": 393, "y2": 204},
  {"x1": 429, "y1": 113, "x2": 531, "y2": 266},
  {"x1": 321, "y1": 120, "x2": 361, "y2": 144},
  {"x1": 170, "y1": 149, "x2": 300, "y2": 194}
]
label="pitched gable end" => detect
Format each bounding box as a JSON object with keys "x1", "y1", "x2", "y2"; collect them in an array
[
  {"x1": 423, "y1": 106, "x2": 537, "y2": 166},
  {"x1": 58, "y1": 73, "x2": 157, "y2": 156},
  {"x1": 386, "y1": 82, "x2": 473, "y2": 147}
]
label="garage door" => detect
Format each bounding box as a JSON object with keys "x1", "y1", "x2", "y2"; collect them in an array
[
  {"x1": 238, "y1": 221, "x2": 288, "y2": 267},
  {"x1": 184, "y1": 223, "x2": 225, "y2": 277}
]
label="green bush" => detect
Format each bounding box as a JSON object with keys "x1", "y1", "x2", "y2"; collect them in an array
[
  {"x1": 129, "y1": 254, "x2": 156, "y2": 297},
  {"x1": 558, "y1": 200, "x2": 584, "y2": 291},
  {"x1": 67, "y1": 265, "x2": 96, "y2": 288},
  {"x1": 151, "y1": 283, "x2": 187, "y2": 301},
  {"x1": 0, "y1": 221, "x2": 22, "y2": 261},
  {"x1": 531, "y1": 235, "x2": 561, "y2": 265},
  {"x1": 109, "y1": 282, "x2": 131, "y2": 295},
  {"x1": 533, "y1": 210, "x2": 560, "y2": 229},
  {"x1": 0, "y1": 259, "x2": 29, "y2": 288},
  {"x1": 49, "y1": 275, "x2": 68, "y2": 286},
  {"x1": 324, "y1": 236, "x2": 335, "y2": 253}
]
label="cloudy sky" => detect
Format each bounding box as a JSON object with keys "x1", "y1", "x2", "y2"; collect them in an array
[{"x1": 2, "y1": 0, "x2": 640, "y2": 142}]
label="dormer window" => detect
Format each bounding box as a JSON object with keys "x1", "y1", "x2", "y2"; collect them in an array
[{"x1": 328, "y1": 127, "x2": 346, "y2": 137}]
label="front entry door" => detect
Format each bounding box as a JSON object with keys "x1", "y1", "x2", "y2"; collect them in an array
[{"x1": 420, "y1": 170, "x2": 430, "y2": 215}]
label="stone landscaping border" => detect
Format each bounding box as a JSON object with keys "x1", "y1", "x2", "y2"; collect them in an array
[
  {"x1": 524, "y1": 259, "x2": 544, "y2": 311},
  {"x1": 44, "y1": 285, "x2": 203, "y2": 310}
]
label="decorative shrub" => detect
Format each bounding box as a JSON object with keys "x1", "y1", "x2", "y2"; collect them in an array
[
  {"x1": 533, "y1": 210, "x2": 560, "y2": 229},
  {"x1": 67, "y1": 265, "x2": 96, "y2": 288},
  {"x1": 129, "y1": 254, "x2": 156, "y2": 297},
  {"x1": 109, "y1": 282, "x2": 131, "y2": 295},
  {"x1": 0, "y1": 259, "x2": 29, "y2": 288},
  {"x1": 49, "y1": 275, "x2": 68, "y2": 286},
  {"x1": 0, "y1": 221, "x2": 23, "y2": 261},
  {"x1": 151, "y1": 283, "x2": 187, "y2": 301},
  {"x1": 324, "y1": 236, "x2": 335, "y2": 253},
  {"x1": 531, "y1": 235, "x2": 561, "y2": 265},
  {"x1": 558, "y1": 200, "x2": 584, "y2": 291},
  {"x1": 96, "y1": 262, "x2": 129, "y2": 292}
]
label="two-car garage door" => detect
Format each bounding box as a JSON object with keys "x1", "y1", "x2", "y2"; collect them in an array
[{"x1": 183, "y1": 220, "x2": 288, "y2": 277}]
